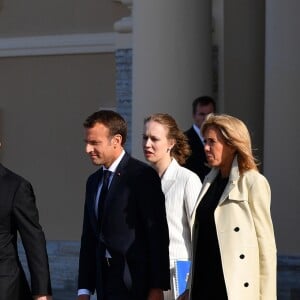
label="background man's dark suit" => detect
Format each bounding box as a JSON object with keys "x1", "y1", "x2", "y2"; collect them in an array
[
  {"x1": 0, "y1": 164, "x2": 52, "y2": 300},
  {"x1": 184, "y1": 96, "x2": 216, "y2": 183},
  {"x1": 78, "y1": 153, "x2": 170, "y2": 299},
  {"x1": 184, "y1": 127, "x2": 211, "y2": 182}
]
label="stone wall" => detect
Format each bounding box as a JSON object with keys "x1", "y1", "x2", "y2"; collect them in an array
[
  {"x1": 116, "y1": 48, "x2": 132, "y2": 154},
  {"x1": 278, "y1": 255, "x2": 300, "y2": 299},
  {"x1": 18, "y1": 240, "x2": 83, "y2": 300}
]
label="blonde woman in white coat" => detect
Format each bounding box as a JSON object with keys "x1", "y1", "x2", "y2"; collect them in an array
[
  {"x1": 143, "y1": 113, "x2": 202, "y2": 300},
  {"x1": 179, "y1": 114, "x2": 277, "y2": 300}
]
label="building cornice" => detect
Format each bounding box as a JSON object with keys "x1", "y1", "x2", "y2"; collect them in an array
[{"x1": 0, "y1": 32, "x2": 115, "y2": 57}]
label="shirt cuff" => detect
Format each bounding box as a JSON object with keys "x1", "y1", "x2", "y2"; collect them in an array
[{"x1": 78, "y1": 289, "x2": 92, "y2": 296}]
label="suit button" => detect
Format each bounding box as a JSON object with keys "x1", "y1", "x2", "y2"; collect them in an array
[
  {"x1": 244, "y1": 282, "x2": 249, "y2": 287},
  {"x1": 234, "y1": 227, "x2": 240, "y2": 232},
  {"x1": 240, "y1": 254, "x2": 245, "y2": 259}
]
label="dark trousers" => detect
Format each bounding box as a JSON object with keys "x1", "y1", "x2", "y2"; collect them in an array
[
  {"x1": 100, "y1": 255, "x2": 148, "y2": 300},
  {"x1": 0, "y1": 266, "x2": 33, "y2": 300},
  {"x1": 101, "y1": 256, "x2": 131, "y2": 300}
]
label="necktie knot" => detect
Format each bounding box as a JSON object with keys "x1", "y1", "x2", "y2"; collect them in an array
[
  {"x1": 101, "y1": 170, "x2": 112, "y2": 198},
  {"x1": 103, "y1": 170, "x2": 112, "y2": 184}
]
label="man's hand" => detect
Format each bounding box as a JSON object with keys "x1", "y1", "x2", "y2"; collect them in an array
[
  {"x1": 33, "y1": 296, "x2": 53, "y2": 300},
  {"x1": 177, "y1": 289, "x2": 189, "y2": 300},
  {"x1": 77, "y1": 295, "x2": 90, "y2": 300},
  {"x1": 147, "y1": 288, "x2": 164, "y2": 300}
]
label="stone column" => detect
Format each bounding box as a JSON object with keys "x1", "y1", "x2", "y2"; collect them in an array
[
  {"x1": 264, "y1": 0, "x2": 300, "y2": 255},
  {"x1": 113, "y1": 0, "x2": 133, "y2": 153},
  {"x1": 131, "y1": 0, "x2": 212, "y2": 159}
]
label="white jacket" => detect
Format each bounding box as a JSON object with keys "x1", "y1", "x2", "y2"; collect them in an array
[{"x1": 162, "y1": 158, "x2": 202, "y2": 263}]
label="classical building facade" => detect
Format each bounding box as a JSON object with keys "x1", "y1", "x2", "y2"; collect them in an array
[{"x1": 1, "y1": 0, "x2": 300, "y2": 298}]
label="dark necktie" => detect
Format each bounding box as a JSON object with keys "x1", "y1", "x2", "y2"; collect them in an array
[{"x1": 98, "y1": 170, "x2": 112, "y2": 223}]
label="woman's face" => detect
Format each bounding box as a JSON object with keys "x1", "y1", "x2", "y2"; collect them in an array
[
  {"x1": 143, "y1": 120, "x2": 174, "y2": 165},
  {"x1": 203, "y1": 126, "x2": 235, "y2": 175}
]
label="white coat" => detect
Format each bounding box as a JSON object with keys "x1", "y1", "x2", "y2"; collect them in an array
[{"x1": 188, "y1": 157, "x2": 277, "y2": 300}]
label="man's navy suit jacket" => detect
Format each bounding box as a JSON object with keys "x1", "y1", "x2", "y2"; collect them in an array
[
  {"x1": 0, "y1": 164, "x2": 52, "y2": 300},
  {"x1": 184, "y1": 127, "x2": 211, "y2": 182},
  {"x1": 78, "y1": 153, "x2": 170, "y2": 299}
]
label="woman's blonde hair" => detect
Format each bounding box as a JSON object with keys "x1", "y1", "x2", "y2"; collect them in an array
[
  {"x1": 144, "y1": 113, "x2": 191, "y2": 165},
  {"x1": 201, "y1": 114, "x2": 258, "y2": 173}
]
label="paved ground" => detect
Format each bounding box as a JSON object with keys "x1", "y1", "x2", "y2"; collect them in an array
[
  {"x1": 52, "y1": 289, "x2": 74, "y2": 300},
  {"x1": 18, "y1": 241, "x2": 300, "y2": 300},
  {"x1": 53, "y1": 289, "x2": 97, "y2": 300}
]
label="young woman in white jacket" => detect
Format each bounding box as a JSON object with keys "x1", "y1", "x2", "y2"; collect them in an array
[{"x1": 143, "y1": 113, "x2": 202, "y2": 300}]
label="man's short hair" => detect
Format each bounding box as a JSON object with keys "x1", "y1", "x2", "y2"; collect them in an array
[
  {"x1": 192, "y1": 96, "x2": 216, "y2": 114},
  {"x1": 84, "y1": 110, "x2": 127, "y2": 146}
]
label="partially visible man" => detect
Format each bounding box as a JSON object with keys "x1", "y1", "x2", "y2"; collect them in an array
[
  {"x1": 77, "y1": 110, "x2": 170, "y2": 300},
  {"x1": 0, "y1": 145, "x2": 52, "y2": 300},
  {"x1": 184, "y1": 96, "x2": 216, "y2": 182}
]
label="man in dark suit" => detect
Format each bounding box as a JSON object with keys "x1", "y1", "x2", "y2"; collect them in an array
[
  {"x1": 0, "y1": 150, "x2": 52, "y2": 299},
  {"x1": 184, "y1": 96, "x2": 216, "y2": 182},
  {"x1": 77, "y1": 110, "x2": 170, "y2": 300}
]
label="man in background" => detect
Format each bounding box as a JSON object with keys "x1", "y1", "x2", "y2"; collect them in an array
[
  {"x1": 0, "y1": 144, "x2": 52, "y2": 300},
  {"x1": 184, "y1": 96, "x2": 216, "y2": 182},
  {"x1": 77, "y1": 110, "x2": 170, "y2": 300}
]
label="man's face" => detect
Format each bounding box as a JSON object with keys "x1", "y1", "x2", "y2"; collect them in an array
[
  {"x1": 193, "y1": 103, "x2": 215, "y2": 129},
  {"x1": 84, "y1": 123, "x2": 116, "y2": 168}
]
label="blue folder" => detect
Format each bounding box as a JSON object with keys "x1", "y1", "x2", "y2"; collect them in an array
[{"x1": 174, "y1": 260, "x2": 191, "y2": 298}]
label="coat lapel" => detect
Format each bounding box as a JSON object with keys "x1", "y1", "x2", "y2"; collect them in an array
[
  {"x1": 102, "y1": 153, "x2": 130, "y2": 214},
  {"x1": 87, "y1": 169, "x2": 102, "y2": 232},
  {"x1": 0, "y1": 164, "x2": 6, "y2": 177},
  {"x1": 161, "y1": 159, "x2": 178, "y2": 195},
  {"x1": 192, "y1": 156, "x2": 242, "y2": 218},
  {"x1": 218, "y1": 157, "x2": 243, "y2": 205}
]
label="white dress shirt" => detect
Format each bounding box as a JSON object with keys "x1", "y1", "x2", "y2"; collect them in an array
[{"x1": 192, "y1": 123, "x2": 204, "y2": 144}]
